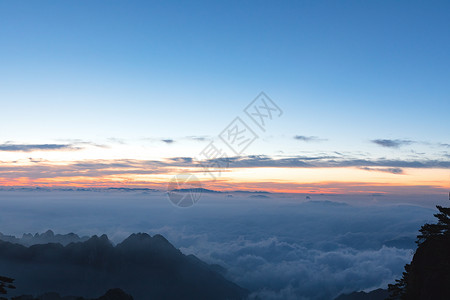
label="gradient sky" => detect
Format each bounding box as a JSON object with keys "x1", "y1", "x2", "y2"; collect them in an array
[{"x1": 0, "y1": 1, "x2": 449, "y2": 196}]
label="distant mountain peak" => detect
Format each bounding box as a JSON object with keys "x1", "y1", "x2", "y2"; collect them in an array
[
  {"x1": 0, "y1": 231, "x2": 89, "y2": 247},
  {"x1": 0, "y1": 231, "x2": 248, "y2": 300},
  {"x1": 334, "y1": 288, "x2": 388, "y2": 300},
  {"x1": 42, "y1": 229, "x2": 54, "y2": 237},
  {"x1": 85, "y1": 234, "x2": 112, "y2": 246}
]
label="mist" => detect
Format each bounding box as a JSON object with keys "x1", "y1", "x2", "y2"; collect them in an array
[{"x1": 0, "y1": 189, "x2": 441, "y2": 299}]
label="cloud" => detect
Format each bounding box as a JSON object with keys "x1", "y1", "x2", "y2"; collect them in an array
[
  {"x1": 359, "y1": 167, "x2": 404, "y2": 174},
  {"x1": 168, "y1": 157, "x2": 193, "y2": 163},
  {"x1": 294, "y1": 136, "x2": 326, "y2": 142},
  {"x1": 371, "y1": 139, "x2": 413, "y2": 148},
  {"x1": 220, "y1": 155, "x2": 450, "y2": 169},
  {"x1": 0, "y1": 143, "x2": 79, "y2": 152},
  {"x1": 145, "y1": 199, "x2": 436, "y2": 300},
  {"x1": 107, "y1": 138, "x2": 126, "y2": 145},
  {"x1": 225, "y1": 240, "x2": 409, "y2": 300},
  {"x1": 0, "y1": 152, "x2": 448, "y2": 187},
  {"x1": 0, "y1": 159, "x2": 168, "y2": 181},
  {"x1": 161, "y1": 139, "x2": 175, "y2": 144},
  {"x1": 144, "y1": 136, "x2": 211, "y2": 144},
  {"x1": 55, "y1": 139, "x2": 108, "y2": 148},
  {"x1": 0, "y1": 191, "x2": 435, "y2": 300},
  {"x1": 187, "y1": 136, "x2": 210, "y2": 142},
  {"x1": 28, "y1": 157, "x2": 48, "y2": 163}
]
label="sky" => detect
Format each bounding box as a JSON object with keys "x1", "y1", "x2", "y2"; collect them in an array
[{"x1": 0, "y1": 1, "x2": 449, "y2": 199}]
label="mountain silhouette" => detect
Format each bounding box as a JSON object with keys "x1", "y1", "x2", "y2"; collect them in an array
[
  {"x1": 0, "y1": 232, "x2": 248, "y2": 300},
  {"x1": 334, "y1": 288, "x2": 388, "y2": 300},
  {"x1": 13, "y1": 288, "x2": 133, "y2": 300},
  {"x1": 0, "y1": 230, "x2": 89, "y2": 247},
  {"x1": 388, "y1": 193, "x2": 450, "y2": 299},
  {"x1": 387, "y1": 235, "x2": 450, "y2": 300},
  {"x1": 402, "y1": 237, "x2": 450, "y2": 299}
]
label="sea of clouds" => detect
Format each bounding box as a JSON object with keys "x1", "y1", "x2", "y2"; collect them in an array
[{"x1": 0, "y1": 189, "x2": 443, "y2": 299}]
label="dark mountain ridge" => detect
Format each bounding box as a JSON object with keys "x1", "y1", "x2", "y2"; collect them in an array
[
  {"x1": 13, "y1": 288, "x2": 133, "y2": 300},
  {"x1": 334, "y1": 288, "x2": 388, "y2": 300},
  {"x1": 387, "y1": 196, "x2": 450, "y2": 299},
  {"x1": 0, "y1": 230, "x2": 89, "y2": 246},
  {"x1": 0, "y1": 232, "x2": 247, "y2": 300}
]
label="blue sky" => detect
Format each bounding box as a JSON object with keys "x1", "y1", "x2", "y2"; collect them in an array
[
  {"x1": 0, "y1": 1, "x2": 449, "y2": 192},
  {"x1": 1, "y1": 0, "x2": 450, "y2": 140}
]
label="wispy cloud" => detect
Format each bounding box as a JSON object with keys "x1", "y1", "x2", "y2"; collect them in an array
[
  {"x1": 0, "y1": 159, "x2": 167, "y2": 180},
  {"x1": 107, "y1": 138, "x2": 126, "y2": 145},
  {"x1": 0, "y1": 154, "x2": 447, "y2": 180},
  {"x1": 371, "y1": 139, "x2": 413, "y2": 148},
  {"x1": 55, "y1": 139, "x2": 109, "y2": 148},
  {"x1": 294, "y1": 135, "x2": 326, "y2": 142},
  {"x1": 359, "y1": 167, "x2": 404, "y2": 174},
  {"x1": 144, "y1": 136, "x2": 211, "y2": 144},
  {"x1": 0, "y1": 151, "x2": 448, "y2": 189},
  {"x1": 161, "y1": 139, "x2": 175, "y2": 144},
  {"x1": 187, "y1": 136, "x2": 210, "y2": 142},
  {"x1": 168, "y1": 157, "x2": 193, "y2": 163},
  {"x1": 0, "y1": 143, "x2": 79, "y2": 152},
  {"x1": 211, "y1": 155, "x2": 450, "y2": 169}
]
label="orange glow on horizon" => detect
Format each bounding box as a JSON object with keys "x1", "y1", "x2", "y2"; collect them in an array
[{"x1": 0, "y1": 160, "x2": 448, "y2": 195}]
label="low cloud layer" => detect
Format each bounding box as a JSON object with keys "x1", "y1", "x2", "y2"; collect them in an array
[{"x1": 0, "y1": 191, "x2": 438, "y2": 299}]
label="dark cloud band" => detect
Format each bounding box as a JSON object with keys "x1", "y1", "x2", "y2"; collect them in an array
[
  {"x1": 0, "y1": 144, "x2": 78, "y2": 152},
  {"x1": 371, "y1": 139, "x2": 413, "y2": 148}
]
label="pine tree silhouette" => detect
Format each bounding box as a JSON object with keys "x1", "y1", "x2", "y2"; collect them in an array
[
  {"x1": 388, "y1": 192, "x2": 450, "y2": 299},
  {"x1": 0, "y1": 275, "x2": 16, "y2": 299}
]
